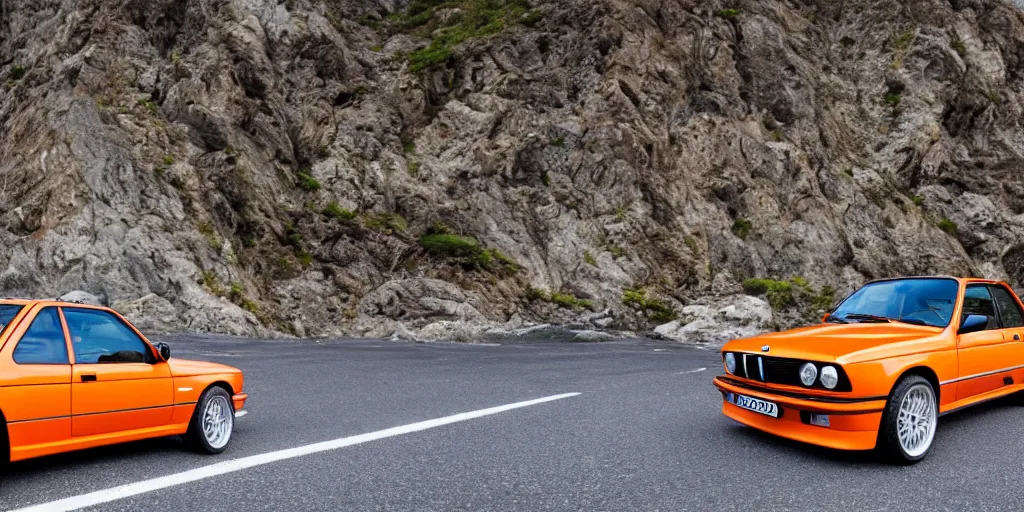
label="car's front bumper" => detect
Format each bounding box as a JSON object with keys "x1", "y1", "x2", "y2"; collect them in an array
[
  {"x1": 233, "y1": 392, "x2": 248, "y2": 414},
  {"x1": 713, "y1": 376, "x2": 886, "y2": 451}
]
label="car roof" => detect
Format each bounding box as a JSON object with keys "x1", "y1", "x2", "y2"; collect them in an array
[
  {"x1": 0, "y1": 299, "x2": 111, "y2": 310},
  {"x1": 865, "y1": 276, "x2": 1008, "y2": 285}
]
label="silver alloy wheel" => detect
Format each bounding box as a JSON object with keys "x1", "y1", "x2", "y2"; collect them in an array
[
  {"x1": 202, "y1": 394, "x2": 234, "y2": 450},
  {"x1": 896, "y1": 383, "x2": 937, "y2": 457}
]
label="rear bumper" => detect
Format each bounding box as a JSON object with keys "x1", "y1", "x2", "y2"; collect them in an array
[{"x1": 713, "y1": 376, "x2": 885, "y2": 451}]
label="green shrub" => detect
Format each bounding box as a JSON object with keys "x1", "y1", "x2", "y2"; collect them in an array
[
  {"x1": 297, "y1": 170, "x2": 321, "y2": 192},
  {"x1": 296, "y1": 249, "x2": 313, "y2": 266},
  {"x1": 550, "y1": 136, "x2": 566, "y2": 147},
  {"x1": 731, "y1": 218, "x2": 752, "y2": 239},
  {"x1": 399, "y1": 0, "x2": 538, "y2": 72},
  {"x1": 950, "y1": 38, "x2": 966, "y2": 56},
  {"x1": 138, "y1": 98, "x2": 158, "y2": 114},
  {"x1": 323, "y1": 202, "x2": 357, "y2": 220},
  {"x1": 365, "y1": 213, "x2": 408, "y2": 233},
  {"x1": 407, "y1": 160, "x2": 421, "y2": 176},
  {"x1": 162, "y1": 155, "x2": 175, "y2": 166},
  {"x1": 622, "y1": 287, "x2": 677, "y2": 322},
  {"x1": 607, "y1": 245, "x2": 625, "y2": 258},
  {"x1": 841, "y1": 167, "x2": 853, "y2": 177},
  {"x1": 913, "y1": 195, "x2": 924, "y2": 206},
  {"x1": 884, "y1": 92, "x2": 902, "y2": 107},
  {"x1": 770, "y1": 129, "x2": 784, "y2": 142},
  {"x1": 938, "y1": 217, "x2": 958, "y2": 235},
  {"x1": 742, "y1": 278, "x2": 795, "y2": 310},
  {"x1": 893, "y1": 30, "x2": 915, "y2": 51},
  {"x1": 583, "y1": 250, "x2": 596, "y2": 266},
  {"x1": 403, "y1": 139, "x2": 416, "y2": 153},
  {"x1": 9, "y1": 65, "x2": 25, "y2": 80},
  {"x1": 198, "y1": 222, "x2": 221, "y2": 250},
  {"x1": 419, "y1": 233, "x2": 482, "y2": 258},
  {"x1": 716, "y1": 8, "x2": 740, "y2": 18},
  {"x1": 550, "y1": 291, "x2": 593, "y2": 310}
]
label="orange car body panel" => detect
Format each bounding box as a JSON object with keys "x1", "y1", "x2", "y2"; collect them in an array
[
  {"x1": 714, "y1": 277, "x2": 1024, "y2": 451},
  {"x1": 0, "y1": 300, "x2": 246, "y2": 463}
]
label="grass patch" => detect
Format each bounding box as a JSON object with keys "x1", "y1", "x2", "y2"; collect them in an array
[
  {"x1": 550, "y1": 292, "x2": 593, "y2": 310},
  {"x1": 137, "y1": 98, "x2": 158, "y2": 114},
  {"x1": 407, "y1": 160, "x2": 421, "y2": 176},
  {"x1": 715, "y1": 8, "x2": 740, "y2": 19},
  {"x1": 419, "y1": 233, "x2": 520, "y2": 272},
  {"x1": 951, "y1": 38, "x2": 966, "y2": 56},
  {"x1": 622, "y1": 288, "x2": 677, "y2": 323},
  {"x1": 841, "y1": 167, "x2": 853, "y2": 177},
  {"x1": 402, "y1": 139, "x2": 416, "y2": 153},
  {"x1": 296, "y1": 249, "x2": 313, "y2": 266},
  {"x1": 937, "y1": 217, "x2": 958, "y2": 235},
  {"x1": 583, "y1": 250, "x2": 596, "y2": 266},
  {"x1": 731, "y1": 218, "x2": 752, "y2": 239},
  {"x1": 364, "y1": 213, "x2": 408, "y2": 233},
  {"x1": 771, "y1": 129, "x2": 784, "y2": 142},
  {"x1": 893, "y1": 30, "x2": 915, "y2": 51},
  {"x1": 323, "y1": 202, "x2": 357, "y2": 221},
  {"x1": 297, "y1": 169, "x2": 321, "y2": 192},
  {"x1": 912, "y1": 195, "x2": 924, "y2": 207},
  {"x1": 229, "y1": 283, "x2": 261, "y2": 315},
  {"x1": 743, "y1": 278, "x2": 795, "y2": 310},
  {"x1": 162, "y1": 155, "x2": 175, "y2": 166},
  {"x1": 550, "y1": 136, "x2": 565, "y2": 147},
  {"x1": 883, "y1": 92, "x2": 902, "y2": 108},
  {"x1": 9, "y1": 65, "x2": 25, "y2": 80},
  {"x1": 198, "y1": 222, "x2": 221, "y2": 250},
  {"x1": 201, "y1": 271, "x2": 223, "y2": 296},
  {"x1": 683, "y1": 236, "x2": 699, "y2": 255},
  {"x1": 394, "y1": 0, "x2": 538, "y2": 73}
]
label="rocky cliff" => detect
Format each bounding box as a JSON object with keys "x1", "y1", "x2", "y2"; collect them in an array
[{"x1": 1, "y1": 0, "x2": 1023, "y2": 341}]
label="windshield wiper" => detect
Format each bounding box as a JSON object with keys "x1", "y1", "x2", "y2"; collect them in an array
[
  {"x1": 842, "y1": 313, "x2": 891, "y2": 323},
  {"x1": 842, "y1": 313, "x2": 930, "y2": 326},
  {"x1": 826, "y1": 315, "x2": 848, "y2": 324}
]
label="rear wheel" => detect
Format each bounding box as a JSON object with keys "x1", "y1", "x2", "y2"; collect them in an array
[
  {"x1": 877, "y1": 375, "x2": 937, "y2": 464},
  {"x1": 186, "y1": 386, "x2": 235, "y2": 454}
]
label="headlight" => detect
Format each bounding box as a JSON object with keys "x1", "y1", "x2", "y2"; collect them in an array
[
  {"x1": 724, "y1": 353, "x2": 736, "y2": 374},
  {"x1": 799, "y1": 362, "x2": 817, "y2": 386},
  {"x1": 820, "y1": 366, "x2": 839, "y2": 389}
]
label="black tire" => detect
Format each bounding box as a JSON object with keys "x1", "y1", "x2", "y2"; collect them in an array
[
  {"x1": 186, "y1": 386, "x2": 235, "y2": 454},
  {"x1": 877, "y1": 375, "x2": 938, "y2": 465}
]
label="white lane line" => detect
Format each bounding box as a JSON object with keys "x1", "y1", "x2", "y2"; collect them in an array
[
  {"x1": 10, "y1": 392, "x2": 581, "y2": 512},
  {"x1": 676, "y1": 367, "x2": 707, "y2": 375}
]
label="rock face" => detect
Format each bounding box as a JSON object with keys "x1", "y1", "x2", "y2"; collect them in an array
[{"x1": 2, "y1": 0, "x2": 1024, "y2": 342}]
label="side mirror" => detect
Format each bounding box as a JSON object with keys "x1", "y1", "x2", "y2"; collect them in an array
[
  {"x1": 821, "y1": 312, "x2": 831, "y2": 323},
  {"x1": 155, "y1": 342, "x2": 171, "y2": 360},
  {"x1": 959, "y1": 314, "x2": 989, "y2": 335}
]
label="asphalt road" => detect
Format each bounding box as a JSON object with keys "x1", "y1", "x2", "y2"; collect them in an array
[{"x1": 2, "y1": 334, "x2": 1024, "y2": 511}]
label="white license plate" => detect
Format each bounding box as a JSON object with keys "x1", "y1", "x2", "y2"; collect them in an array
[{"x1": 727, "y1": 392, "x2": 779, "y2": 418}]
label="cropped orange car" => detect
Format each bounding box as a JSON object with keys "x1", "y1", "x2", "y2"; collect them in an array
[
  {"x1": 713, "y1": 276, "x2": 1024, "y2": 464},
  {"x1": 0, "y1": 299, "x2": 247, "y2": 464}
]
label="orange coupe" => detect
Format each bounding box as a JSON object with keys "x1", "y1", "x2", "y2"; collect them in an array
[
  {"x1": 0, "y1": 299, "x2": 247, "y2": 464},
  {"x1": 714, "y1": 276, "x2": 1024, "y2": 463}
]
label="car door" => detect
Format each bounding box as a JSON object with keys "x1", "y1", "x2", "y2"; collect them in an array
[
  {"x1": 0, "y1": 306, "x2": 73, "y2": 454},
  {"x1": 988, "y1": 284, "x2": 1024, "y2": 379},
  {"x1": 956, "y1": 284, "x2": 1016, "y2": 401},
  {"x1": 63, "y1": 307, "x2": 174, "y2": 437}
]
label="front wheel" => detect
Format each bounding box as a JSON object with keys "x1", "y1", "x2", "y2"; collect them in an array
[
  {"x1": 877, "y1": 375, "x2": 938, "y2": 464},
  {"x1": 186, "y1": 386, "x2": 235, "y2": 454}
]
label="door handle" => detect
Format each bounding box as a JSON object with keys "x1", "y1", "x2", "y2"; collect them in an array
[
  {"x1": 81, "y1": 374, "x2": 97, "y2": 382},
  {"x1": 1015, "y1": 334, "x2": 1021, "y2": 341}
]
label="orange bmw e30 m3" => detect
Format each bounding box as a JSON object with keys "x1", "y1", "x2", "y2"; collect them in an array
[
  {"x1": 713, "y1": 276, "x2": 1024, "y2": 464},
  {"x1": 0, "y1": 298, "x2": 247, "y2": 464}
]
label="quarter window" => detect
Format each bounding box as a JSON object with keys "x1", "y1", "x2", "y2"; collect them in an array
[
  {"x1": 990, "y1": 286, "x2": 1024, "y2": 328},
  {"x1": 962, "y1": 285, "x2": 1000, "y2": 331},
  {"x1": 13, "y1": 307, "x2": 69, "y2": 365},
  {"x1": 63, "y1": 308, "x2": 151, "y2": 364}
]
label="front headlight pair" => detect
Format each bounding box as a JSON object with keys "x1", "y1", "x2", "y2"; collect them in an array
[{"x1": 799, "y1": 362, "x2": 839, "y2": 389}]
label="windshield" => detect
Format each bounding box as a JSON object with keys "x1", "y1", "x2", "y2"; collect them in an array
[
  {"x1": 0, "y1": 304, "x2": 24, "y2": 336},
  {"x1": 830, "y1": 278, "x2": 959, "y2": 328}
]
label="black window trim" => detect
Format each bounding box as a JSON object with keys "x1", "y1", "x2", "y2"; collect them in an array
[
  {"x1": 0, "y1": 304, "x2": 25, "y2": 341},
  {"x1": 987, "y1": 283, "x2": 1024, "y2": 330},
  {"x1": 12, "y1": 306, "x2": 70, "y2": 366},
  {"x1": 963, "y1": 283, "x2": 1006, "y2": 331},
  {"x1": 61, "y1": 307, "x2": 157, "y2": 365}
]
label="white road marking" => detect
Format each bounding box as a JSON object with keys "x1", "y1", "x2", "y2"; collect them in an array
[
  {"x1": 11, "y1": 392, "x2": 581, "y2": 512},
  {"x1": 676, "y1": 367, "x2": 707, "y2": 375}
]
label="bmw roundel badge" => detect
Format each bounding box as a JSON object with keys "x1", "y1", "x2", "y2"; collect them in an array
[{"x1": 761, "y1": 345, "x2": 770, "y2": 352}]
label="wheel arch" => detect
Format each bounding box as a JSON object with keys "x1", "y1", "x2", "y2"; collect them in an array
[
  {"x1": 895, "y1": 366, "x2": 941, "y2": 402},
  {"x1": 0, "y1": 407, "x2": 8, "y2": 464},
  {"x1": 206, "y1": 380, "x2": 235, "y2": 397}
]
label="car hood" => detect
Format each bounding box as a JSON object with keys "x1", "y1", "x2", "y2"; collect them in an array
[
  {"x1": 167, "y1": 358, "x2": 241, "y2": 377},
  {"x1": 723, "y1": 322, "x2": 949, "y2": 363}
]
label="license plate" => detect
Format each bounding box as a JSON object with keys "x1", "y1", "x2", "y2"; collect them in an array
[{"x1": 727, "y1": 392, "x2": 779, "y2": 418}]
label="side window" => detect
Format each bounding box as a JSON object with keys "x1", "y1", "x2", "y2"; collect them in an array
[
  {"x1": 13, "y1": 307, "x2": 69, "y2": 365},
  {"x1": 63, "y1": 308, "x2": 151, "y2": 364},
  {"x1": 962, "y1": 285, "x2": 1000, "y2": 330},
  {"x1": 991, "y1": 286, "x2": 1024, "y2": 328}
]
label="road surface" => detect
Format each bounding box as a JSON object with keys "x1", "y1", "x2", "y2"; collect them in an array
[{"x1": 1, "y1": 335, "x2": 1021, "y2": 511}]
